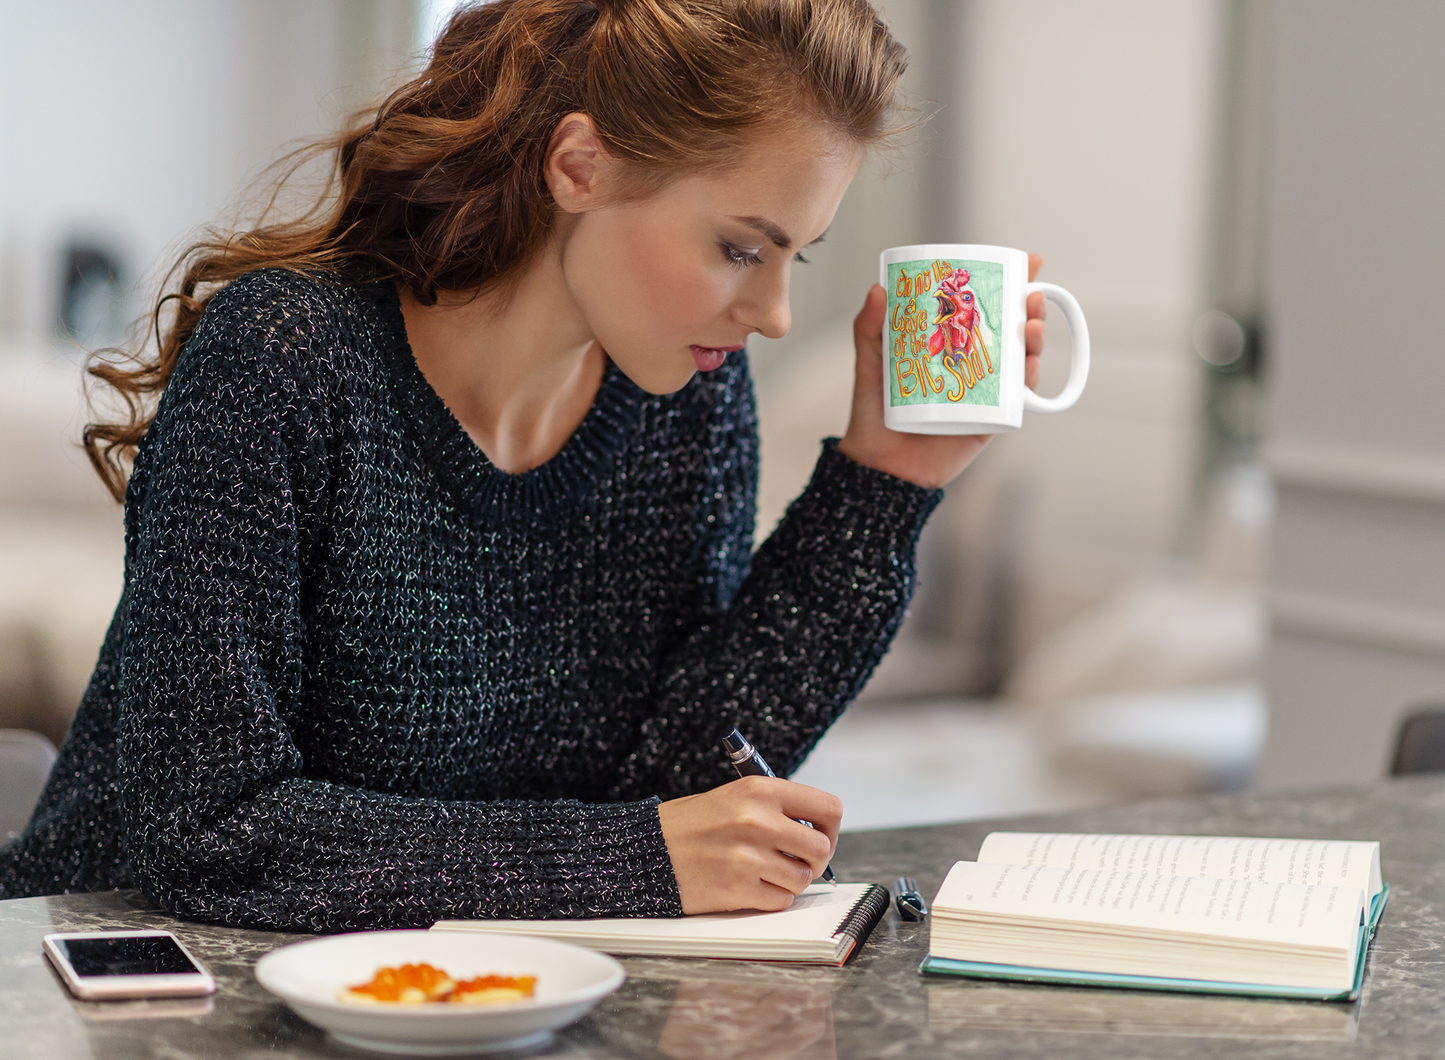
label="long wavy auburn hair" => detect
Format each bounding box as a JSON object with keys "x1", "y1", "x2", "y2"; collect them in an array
[{"x1": 83, "y1": 0, "x2": 908, "y2": 501}]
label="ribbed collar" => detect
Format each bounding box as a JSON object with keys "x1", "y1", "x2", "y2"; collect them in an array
[{"x1": 371, "y1": 281, "x2": 645, "y2": 521}]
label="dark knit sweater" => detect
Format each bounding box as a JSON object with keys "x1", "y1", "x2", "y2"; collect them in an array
[{"x1": 0, "y1": 270, "x2": 940, "y2": 932}]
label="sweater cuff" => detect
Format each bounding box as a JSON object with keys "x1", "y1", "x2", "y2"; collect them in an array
[
  {"x1": 784, "y1": 437, "x2": 944, "y2": 553},
  {"x1": 562, "y1": 797, "x2": 683, "y2": 918}
]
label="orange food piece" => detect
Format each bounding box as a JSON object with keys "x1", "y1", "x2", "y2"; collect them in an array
[
  {"x1": 347, "y1": 962, "x2": 455, "y2": 1002},
  {"x1": 452, "y1": 974, "x2": 537, "y2": 1000},
  {"x1": 341, "y1": 964, "x2": 536, "y2": 1005}
]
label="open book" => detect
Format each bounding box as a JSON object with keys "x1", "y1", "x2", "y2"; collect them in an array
[
  {"x1": 432, "y1": 882, "x2": 889, "y2": 966},
  {"x1": 921, "y1": 833, "x2": 1387, "y2": 1001}
]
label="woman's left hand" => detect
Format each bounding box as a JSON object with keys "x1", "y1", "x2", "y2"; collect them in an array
[{"x1": 837, "y1": 253, "x2": 1046, "y2": 490}]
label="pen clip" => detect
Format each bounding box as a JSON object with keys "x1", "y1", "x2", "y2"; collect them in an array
[{"x1": 895, "y1": 876, "x2": 928, "y2": 921}]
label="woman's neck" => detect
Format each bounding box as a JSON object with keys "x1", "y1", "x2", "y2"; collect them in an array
[{"x1": 398, "y1": 246, "x2": 606, "y2": 474}]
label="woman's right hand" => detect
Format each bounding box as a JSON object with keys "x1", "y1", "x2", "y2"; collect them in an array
[{"x1": 657, "y1": 776, "x2": 843, "y2": 914}]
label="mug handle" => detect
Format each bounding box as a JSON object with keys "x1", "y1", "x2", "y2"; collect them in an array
[{"x1": 1022, "y1": 282, "x2": 1090, "y2": 414}]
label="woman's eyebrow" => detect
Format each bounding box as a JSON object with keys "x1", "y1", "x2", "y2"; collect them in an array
[{"x1": 730, "y1": 216, "x2": 830, "y2": 249}]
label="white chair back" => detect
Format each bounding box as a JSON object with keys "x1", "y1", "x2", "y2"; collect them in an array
[{"x1": 0, "y1": 729, "x2": 57, "y2": 841}]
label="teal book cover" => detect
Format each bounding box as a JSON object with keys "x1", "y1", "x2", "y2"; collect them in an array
[{"x1": 920, "y1": 885, "x2": 1388, "y2": 1003}]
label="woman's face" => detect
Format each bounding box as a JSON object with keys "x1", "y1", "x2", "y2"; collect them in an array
[{"x1": 555, "y1": 124, "x2": 864, "y2": 394}]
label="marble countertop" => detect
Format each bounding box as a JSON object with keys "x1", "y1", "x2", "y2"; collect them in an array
[{"x1": 5, "y1": 776, "x2": 1445, "y2": 1059}]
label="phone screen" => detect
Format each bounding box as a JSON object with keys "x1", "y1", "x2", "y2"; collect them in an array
[{"x1": 53, "y1": 936, "x2": 201, "y2": 977}]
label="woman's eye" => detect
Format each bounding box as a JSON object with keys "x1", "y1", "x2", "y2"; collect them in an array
[
  {"x1": 720, "y1": 243, "x2": 765, "y2": 269},
  {"x1": 793, "y1": 251, "x2": 810, "y2": 265}
]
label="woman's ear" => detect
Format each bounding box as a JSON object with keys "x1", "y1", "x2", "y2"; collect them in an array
[{"x1": 545, "y1": 113, "x2": 617, "y2": 214}]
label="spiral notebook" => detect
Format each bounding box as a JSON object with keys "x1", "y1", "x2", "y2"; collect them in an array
[{"x1": 431, "y1": 882, "x2": 889, "y2": 966}]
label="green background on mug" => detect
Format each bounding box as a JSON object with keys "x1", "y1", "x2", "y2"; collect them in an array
[{"x1": 886, "y1": 258, "x2": 1003, "y2": 408}]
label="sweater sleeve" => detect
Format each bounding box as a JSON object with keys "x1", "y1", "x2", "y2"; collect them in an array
[
  {"x1": 611, "y1": 371, "x2": 943, "y2": 802},
  {"x1": 118, "y1": 296, "x2": 679, "y2": 932}
]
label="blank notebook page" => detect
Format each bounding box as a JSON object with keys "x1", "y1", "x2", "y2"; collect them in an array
[{"x1": 431, "y1": 883, "x2": 879, "y2": 961}]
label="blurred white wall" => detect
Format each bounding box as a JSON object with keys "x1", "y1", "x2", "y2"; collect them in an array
[
  {"x1": 0, "y1": 0, "x2": 414, "y2": 349},
  {"x1": 0, "y1": 0, "x2": 416, "y2": 744},
  {"x1": 1259, "y1": 0, "x2": 1445, "y2": 786},
  {"x1": 958, "y1": 0, "x2": 1219, "y2": 652},
  {"x1": 755, "y1": 1, "x2": 1227, "y2": 699}
]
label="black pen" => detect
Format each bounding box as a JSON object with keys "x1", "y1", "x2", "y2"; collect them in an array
[
  {"x1": 720, "y1": 728, "x2": 837, "y2": 884},
  {"x1": 894, "y1": 876, "x2": 928, "y2": 921}
]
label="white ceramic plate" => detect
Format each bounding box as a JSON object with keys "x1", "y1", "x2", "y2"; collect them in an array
[{"x1": 255, "y1": 929, "x2": 625, "y2": 1056}]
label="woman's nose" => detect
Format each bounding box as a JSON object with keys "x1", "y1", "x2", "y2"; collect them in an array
[{"x1": 738, "y1": 271, "x2": 791, "y2": 340}]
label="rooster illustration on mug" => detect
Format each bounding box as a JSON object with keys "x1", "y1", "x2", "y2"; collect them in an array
[{"x1": 927, "y1": 269, "x2": 993, "y2": 388}]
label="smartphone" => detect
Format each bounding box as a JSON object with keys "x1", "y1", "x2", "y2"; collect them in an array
[{"x1": 43, "y1": 930, "x2": 216, "y2": 1000}]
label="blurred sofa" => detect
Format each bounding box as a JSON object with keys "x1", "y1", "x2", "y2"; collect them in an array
[{"x1": 0, "y1": 347, "x2": 124, "y2": 746}]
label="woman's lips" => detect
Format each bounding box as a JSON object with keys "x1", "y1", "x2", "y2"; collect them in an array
[{"x1": 689, "y1": 344, "x2": 743, "y2": 372}]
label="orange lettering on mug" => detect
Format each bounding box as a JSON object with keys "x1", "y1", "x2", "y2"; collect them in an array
[
  {"x1": 942, "y1": 356, "x2": 966, "y2": 401},
  {"x1": 955, "y1": 351, "x2": 976, "y2": 389},
  {"x1": 968, "y1": 343, "x2": 988, "y2": 381},
  {"x1": 918, "y1": 356, "x2": 945, "y2": 394},
  {"x1": 895, "y1": 357, "x2": 918, "y2": 398}
]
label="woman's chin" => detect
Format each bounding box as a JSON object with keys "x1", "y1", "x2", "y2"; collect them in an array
[{"x1": 612, "y1": 357, "x2": 701, "y2": 396}]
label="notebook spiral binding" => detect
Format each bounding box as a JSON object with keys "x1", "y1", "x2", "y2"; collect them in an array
[{"x1": 832, "y1": 884, "x2": 890, "y2": 948}]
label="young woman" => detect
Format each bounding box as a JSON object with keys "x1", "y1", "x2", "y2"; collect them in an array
[{"x1": 0, "y1": 0, "x2": 1045, "y2": 931}]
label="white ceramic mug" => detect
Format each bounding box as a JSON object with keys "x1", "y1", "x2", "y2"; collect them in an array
[{"x1": 880, "y1": 244, "x2": 1089, "y2": 434}]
